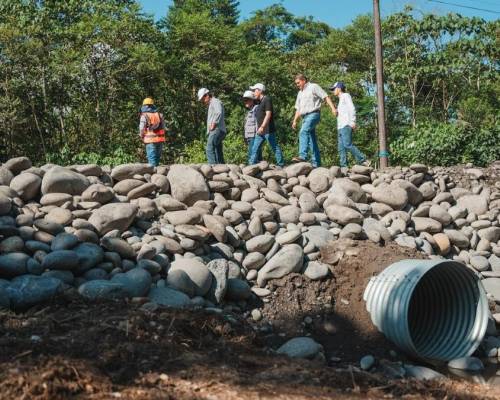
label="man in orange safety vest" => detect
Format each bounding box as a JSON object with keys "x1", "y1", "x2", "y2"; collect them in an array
[{"x1": 139, "y1": 97, "x2": 166, "y2": 166}]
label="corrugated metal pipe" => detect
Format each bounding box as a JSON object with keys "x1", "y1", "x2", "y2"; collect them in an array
[{"x1": 363, "y1": 259, "x2": 489, "y2": 362}]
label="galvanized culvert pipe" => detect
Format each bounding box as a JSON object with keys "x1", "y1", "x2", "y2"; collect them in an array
[{"x1": 363, "y1": 259, "x2": 489, "y2": 362}]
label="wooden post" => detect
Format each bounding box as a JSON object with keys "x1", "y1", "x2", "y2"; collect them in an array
[{"x1": 373, "y1": 0, "x2": 389, "y2": 168}]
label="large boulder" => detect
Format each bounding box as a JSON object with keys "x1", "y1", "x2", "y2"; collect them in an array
[
  {"x1": 167, "y1": 165, "x2": 209, "y2": 206},
  {"x1": 10, "y1": 173, "x2": 42, "y2": 201},
  {"x1": 41, "y1": 166, "x2": 89, "y2": 195},
  {"x1": 111, "y1": 268, "x2": 152, "y2": 297},
  {"x1": 0, "y1": 167, "x2": 14, "y2": 186},
  {"x1": 329, "y1": 178, "x2": 364, "y2": 202},
  {"x1": 110, "y1": 163, "x2": 154, "y2": 181},
  {"x1": 457, "y1": 195, "x2": 489, "y2": 215},
  {"x1": 7, "y1": 275, "x2": 64, "y2": 311},
  {"x1": 257, "y1": 244, "x2": 304, "y2": 287},
  {"x1": 325, "y1": 205, "x2": 363, "y2": 225},
  {"x1": 148, "y1": 286, "x2": 191, "y2": 308},
  {"x1": 88, "y1": 203, "x2": 138, "y2": 235},
  {"x1": 371, "y1": 184, "x2": 408, "y2": 210},
  {"x1": 169, "y1": 258, "x2": 213, "y2": 296},
  {"x1": 4, "y1": 157, "x2": 32, "y2": 175}
]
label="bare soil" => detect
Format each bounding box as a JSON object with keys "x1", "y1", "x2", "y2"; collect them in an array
[{"x1": 1, "y1": 240, "x2": 499, "y2": 399}]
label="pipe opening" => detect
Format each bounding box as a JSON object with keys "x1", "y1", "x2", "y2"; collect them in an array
[{"x1": 407, "y1": 262, "x2": 481, "y2": 360}]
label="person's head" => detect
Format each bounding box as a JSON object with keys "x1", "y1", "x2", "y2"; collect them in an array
[
  {"x1": 294, "y1": 74, "x2": 308, "y2": 90},
  {"x1": 242, "y1": 90, "x2": 255, "y2": 109},
  {"x1": 142, "y1": 97, "x2": 154, "y2": 106},
  {"x1": 329, "y1": 81, "x2": 346, "y2": 97},
  {"x1": 249, "y1": 83, "x2": 265, "y2": 99},
  {"x1": 197, "y1": 88, "x2": 211, "y2": 105}
]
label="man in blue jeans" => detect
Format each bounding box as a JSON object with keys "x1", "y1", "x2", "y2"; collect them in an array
[
  {"x1": 330, "y1": 81, "x2": 369, "y2": 169},
  {"x1": 248, "y1": 83, "x2": 284, "y2": 167},
  {"x1": 291, "y1": 74, "x2": 337, "y2": 168},
  {"x1": 198, "y1": 88, "x2": 226, "y2": 165}
]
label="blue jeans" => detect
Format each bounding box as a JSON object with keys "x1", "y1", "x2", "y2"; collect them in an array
[
  {"x1": 249, "y1": 132, "x2": 284, "y2": 166},
  {"x1": 246, "y1": 137, "x2": 262, "y2": 164},
  {"x1": 206, "y1": 128, "x2": 225, "y2": 164},
  {"x1": 338, "y1": 125, "x2": 366, "y2": 167},
  {"x1": 299, "y1": 112, "x2": 321, "y2": 167},
  {"x1": 145, "y1": 143, "x2": 163, "y2": 166}
]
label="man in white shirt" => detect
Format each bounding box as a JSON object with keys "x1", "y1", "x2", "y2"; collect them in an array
[
  {"x1": 292, "y1": 74, "x2": 337, "y2": 168},
  {"x1": 330, "y1": 81, "x2": 368, "y2": 168}
]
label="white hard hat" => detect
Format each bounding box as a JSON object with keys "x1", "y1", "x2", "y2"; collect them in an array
[
  {"x1": 242, "y1": 90, "x2": 255, "y2": 100},
  {"x1": 197, "y1": 87, "x2": 210, "y2": 101},
  {"x1": 249, "y1": 83, "x2": 266, "y2": 92}
]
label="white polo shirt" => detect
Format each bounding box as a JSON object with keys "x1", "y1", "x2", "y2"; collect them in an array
[{"x1": 337, "y1": 92, "x2": 356, "y2": 129}]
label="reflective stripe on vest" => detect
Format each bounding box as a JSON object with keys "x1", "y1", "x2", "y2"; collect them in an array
[{"x1": 142, "y1": 112, "x2": 165, "y2": 144}]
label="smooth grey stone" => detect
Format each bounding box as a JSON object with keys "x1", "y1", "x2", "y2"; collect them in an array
[
  {"x1": 225, "y1": 278, "x2": 251, "y2": 301},
  {"x1": 7, "y1": 275, "x2": 64, "y2": 310},
  {"x1": 42, "y1": 270, "x2": 74, "y2": 284},
  {"x1": 148, "y1": 286, "x2": 191, "y2": 308},
  {"x1": 257, "y1": 244, "x2": 303, "y2": 287},
  {"x1": 73, "y1": 242, "x2": 104, "y2": 273},
  {"x1": 0, "y1": 252, "x2": 29, "y2": 278},
  {"x1": 303, "y1": 261, "x2": 330, "y2": 280},
  {"x1": 277, "y1": 337, "x2": 323, "y2": 359},
  {"x1": 360, "y1": 355, "x2": 375, "y2": 370},
  {"x1": 111, "y1": 267, "x2": 152, "y2": 297},
  {"x1": 27, "y1": 258, "x2": 43, "y2": 275},
  {"x1": 405, "y1": 365, "x2": 445, "y2": 381},
  {"x1": 83, "y1": 268, "x2": 109, "y2": 281},
  {"x1": 41, "y1": 250, "x2": 79, "y2": 271},
  {"x1": 78, "y1": 280, "x2": 128, "y2": 300},
  {"x1": 448, "y1": 356, "x2": 484, "y2": 371},
  {"x1": 51, "y1": 232, "x2": 79, "y2": 251}
]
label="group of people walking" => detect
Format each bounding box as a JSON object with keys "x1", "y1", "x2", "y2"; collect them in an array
[{"x1": 139, "y1": 74, "x2": 369, "y2": 169}]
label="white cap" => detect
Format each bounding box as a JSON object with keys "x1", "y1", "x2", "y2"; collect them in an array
[
  {"x1": 242, "y1": 90, "x2": 255, "y2": 99},
  {"x1": 249, "y1": 83, "x2": 265, "y2": 92},
  {"x1": 197, "y1": 87, "x2": 210, "y2": 101}
]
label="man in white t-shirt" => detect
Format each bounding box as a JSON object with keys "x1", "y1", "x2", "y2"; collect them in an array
[{"x1": 330, "y1": 81, "x2": 369, "y2": 168}]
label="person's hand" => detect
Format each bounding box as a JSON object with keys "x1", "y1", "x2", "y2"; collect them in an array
[
  {"x1": 210, "y1": 123, "x2": 216, "y2": 131},
  {"x1": 351, "y1": 123, "x2": 356, "y2": 130},
  {"x1": 292, "y1": 121, "x2": 297, "y2": 130},
  {"x1": 257, "y1": 126, "x2": 265, "y2": 135}
]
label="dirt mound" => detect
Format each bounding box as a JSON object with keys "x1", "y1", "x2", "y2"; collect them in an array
[
  {"x1": 257, "y1": 240, "x2": 425, "y2": 362},
  {"x1": 1, "y1": 241, "x2": 498, "y2": 399}
]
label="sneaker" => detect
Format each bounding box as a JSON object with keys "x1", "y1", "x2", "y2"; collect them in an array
[
  {"x1": 292, "y1": 156, "x2": 306, "y2": 163},
  {"x1": 361, "y1": 160, "x2": 372, "y2": 167}
]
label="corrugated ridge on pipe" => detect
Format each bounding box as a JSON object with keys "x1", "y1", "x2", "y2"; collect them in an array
[{"x1": 363, "y1": 259, "x2": 489, "y2": 362}]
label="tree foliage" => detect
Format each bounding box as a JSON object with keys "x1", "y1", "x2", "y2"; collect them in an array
[{"x1": 0, "y1": 1, "x2": 498, "y2": 166}]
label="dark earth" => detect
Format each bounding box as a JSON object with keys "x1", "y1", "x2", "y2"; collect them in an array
[{"x1": 1, "y1": 240, "x2": 499, "y2": 399}]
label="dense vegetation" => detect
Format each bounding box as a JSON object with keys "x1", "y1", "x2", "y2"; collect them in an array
[{"x1": 0, "y1": 0, "x2": 498, "y2": 166}]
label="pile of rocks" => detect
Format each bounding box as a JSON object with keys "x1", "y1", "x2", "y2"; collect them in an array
[{"x1": 0, "y1": 157, "x2": 499, "y2": 320}]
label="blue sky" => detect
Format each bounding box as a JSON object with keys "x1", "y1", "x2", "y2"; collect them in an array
[{"x1": 138, "y1": 0, "x2": 499, "y2": 27}]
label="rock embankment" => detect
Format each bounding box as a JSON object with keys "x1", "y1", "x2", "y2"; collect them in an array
[{"x1": 0, "y1": 157, "x2": 499, "y2": 322}]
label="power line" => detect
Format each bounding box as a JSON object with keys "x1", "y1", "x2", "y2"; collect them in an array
[
  {"x1": 427, "y1": 0, "x2": 500, "y2": 14},
  {"x1": 460, "y1": 0, "x2": 500, "y2": 7}
]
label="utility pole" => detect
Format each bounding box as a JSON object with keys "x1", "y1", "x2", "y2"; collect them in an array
[{"x1": 373, "y1": 0, "x2": 388, "y2": 168}]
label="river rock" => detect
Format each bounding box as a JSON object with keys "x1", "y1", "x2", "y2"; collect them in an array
[
  {"x1": 457, "y1": 195, "x2": 489, "y2": 215},
  {"x1": 225, "y1": 278, "x2": 251, "y2": 301},
  {"x1": 88, "y1": 203, "x2": 138, "y2": 234},
  {"x1": 277, "y1": 337, "x2": 323, "y2": 359},
  {"x1": 78, "y1": 280, "x2": 128, "y2": 300},
  {"x1": 448, "y1": 356, "x2": 484, "y2": 371},
  {"x1": 0, "y1": 166, "x2": 14, "y2": 186},
  {"x1": 41, "y1": 166, "x2": 89, "y2": 195},
  {"x1": 170, "y1": 258, "x2": 212, "y2": 296},
  {"x1": 0, "y1": 194, "x2": 11, "y2": 216},
  {"x1": 206, "y1": 259, "x2": 229, "y2": 304},
  {"x1": 303, "y1": 261, "x2": 329, "y2": 280},
  {"x1": 81, "y1": 184, "x2": 114, "y2": 204},
  {"x1": 0, "y1": 252, "x2": 29, "y2": 278},
  {"x1": 111, "y1": 268, "x2": 152, "y2": 297},
  {"x1": 325, "y1": 205, "x2": 363, "y2": 225},
  {"x1": 110, "y1": 163, "x2": 154, "y2": 181},
  {"x1": 148, "y1": 286, "x2": 191, "y2": 308},
  {"x1": 257, "y1": 244, "x2": 304, "y2": 287},
  {"x1": 41, "y1": 250, "x2": 79, "y2": 271},
  {"x1": 7, "y1": 275, "x2": 64, "y2": 310},
  {"x1": 167, "y1": 165, "x2": 209, "y2": 206},
  {"x1": 10, "y1": 173, "x2": 42, "y2": 201},
  {"x1": 372, "y1": 184, "x2": 408, "y2": 210}
]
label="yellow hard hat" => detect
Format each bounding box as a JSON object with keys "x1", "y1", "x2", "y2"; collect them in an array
[{"x1": 142, "y1": 97, "x2": 154, "y2": 105}]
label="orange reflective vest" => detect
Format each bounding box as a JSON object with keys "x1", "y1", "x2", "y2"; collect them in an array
[{"x1": 141, "y1": 112, "x2": 165, "y2": 144}]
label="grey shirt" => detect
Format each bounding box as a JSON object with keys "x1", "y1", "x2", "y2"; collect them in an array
[
  {"x1": 207, "y1": 97, "x2": 226, "y2": 133},
  {"x1": 294, "y1": 82, "x2": 328, "y2": 116}
]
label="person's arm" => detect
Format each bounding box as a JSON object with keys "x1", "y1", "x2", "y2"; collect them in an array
[
  {"x1": 292, "y1": 109, "x2": 301, "y2": 130},
  {"x1": 325, "y1": 96, "x2": 337, "y2": 116},
  {"x1": 258, "y1": 111, "x2": 271, "y2": 134},
  {"x1": 139, "y1": 114, "x2": 147, "y2": 137},
  {"x1": 345, "y1": 94, "x2": 356, "y2": 129},
  {"x1": 209, "y1": 100, "x2": 222, "y2": 131}
]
